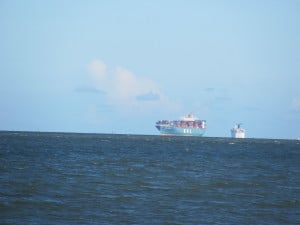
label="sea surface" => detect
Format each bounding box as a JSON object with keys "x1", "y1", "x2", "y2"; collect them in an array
[{"x1": 0, "y1": 131, "x2": 299, "y2": 225}]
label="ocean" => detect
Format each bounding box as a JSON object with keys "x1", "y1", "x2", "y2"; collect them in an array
[{"x1": 0, "y1": 131, "x2": 299, "y2": 225}]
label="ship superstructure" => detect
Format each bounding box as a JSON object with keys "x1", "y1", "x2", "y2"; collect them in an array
[
  {"x1": 155, "y1": 114, "x2": 206, "y2": 136},
  {"x1": 231, "y1": 124, "x2": 245, "y2": 138}
]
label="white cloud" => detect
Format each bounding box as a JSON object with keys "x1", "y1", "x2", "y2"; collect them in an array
[
  {"x1": 87, "y1": 59, "x2": 106, "y2": 82},
  {"x1": 110, "y1": 66, "x2": 161, "y2": 105},
  {"x1": 85, "y1": 59, "x2": 181, "y2": 114}
]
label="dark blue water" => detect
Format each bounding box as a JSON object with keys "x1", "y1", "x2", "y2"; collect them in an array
[{"x1": 0, "y1": 132, "x2": 299, "y2": 225}]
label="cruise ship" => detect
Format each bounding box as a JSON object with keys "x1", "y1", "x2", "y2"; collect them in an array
[
  {"x1": 155, "y1": 114, "x2": 206, "y2": 136},
  {"x1": 231, "y1": 124, "x2": 245, "y2": 138}
]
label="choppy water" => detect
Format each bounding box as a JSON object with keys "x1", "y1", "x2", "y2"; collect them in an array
[{"x1": 0, "y1": 131, "x2": 299, "y2": 224}]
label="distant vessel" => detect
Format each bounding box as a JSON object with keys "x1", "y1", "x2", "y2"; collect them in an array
[
  {"x1": 155, "y1": 114, "x2": 206, "y2": 136},
  {"x1": 231, "y1": 124, "x2": 245, "y2": 138}
]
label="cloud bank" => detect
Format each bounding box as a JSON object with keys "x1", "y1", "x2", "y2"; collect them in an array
[{"x1": 85, "y1": 59, "x2": 180, "y2": 113}]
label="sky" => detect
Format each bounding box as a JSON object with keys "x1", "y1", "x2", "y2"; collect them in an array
[{"x1": 0, "y1": 0, "x2": 299, "y2": 139}]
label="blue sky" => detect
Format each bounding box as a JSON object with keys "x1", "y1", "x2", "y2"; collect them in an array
[{"x1": 0, "y1": 0, "x2": 299, "y2": 139}]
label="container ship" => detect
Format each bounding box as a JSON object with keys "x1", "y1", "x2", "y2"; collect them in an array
[
  {"x1": 231, "y1": 124, "x2": 245, "y2": 138},
  {"x1": 155, "y1": 114, "x2": 206, "y2": 136}
]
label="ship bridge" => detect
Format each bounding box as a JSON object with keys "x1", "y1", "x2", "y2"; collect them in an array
[{"x1": 181, "y1": 114, "x2": 198, "y2": 122}]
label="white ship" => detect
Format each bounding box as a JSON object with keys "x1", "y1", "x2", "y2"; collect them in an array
[{"x1": 231, "y1": 124, "x2": 245, "y2": 138}]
